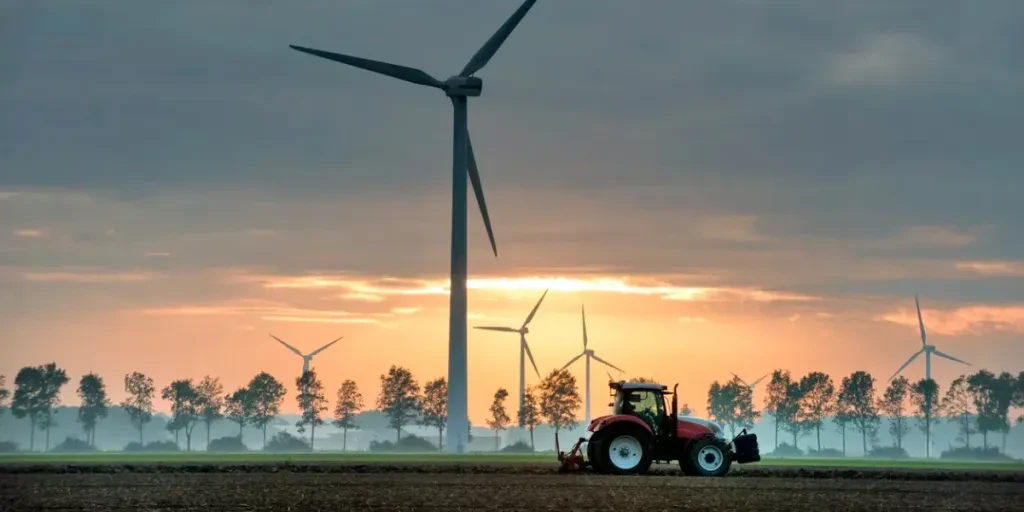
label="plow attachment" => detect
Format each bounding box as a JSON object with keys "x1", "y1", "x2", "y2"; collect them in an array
[{"x1": 556, "y1": 436, "x2": 587, "y2": 472}]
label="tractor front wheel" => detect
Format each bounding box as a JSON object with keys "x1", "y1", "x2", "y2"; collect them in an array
[
  {"x1": 680, "y1": 438, "x2": 732, "y2": 477},
  {"x1": 601, "y1": 425, "x2": 653, "y2": 475},
  {"x1": 587, "y1": 433, "x2": 608, "y2": 473}
]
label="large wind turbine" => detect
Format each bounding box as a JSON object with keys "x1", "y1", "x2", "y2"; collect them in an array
[
  {"x1": 889, "y1": 295, "x2": 971, "y2": 381},
  {"x1": 561, "y1": 306, "x2": 623, "y2": 424},
  {"x1": 270, "y1": 334, "x2": 343, "y2": 377},
  {"x1": 473, "y1": 288, "x2": 548, "y2": 426},
  {"x1": 731, "y1": 372, "x2": 769, "y2": 390},
  {"x1": 288, "y1": 0, "x2": 540, "y2": 452}
]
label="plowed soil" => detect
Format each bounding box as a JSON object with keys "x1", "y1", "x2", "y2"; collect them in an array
[{"x1": 3, "y1": 462, "x2": 1022, "y2": 511}]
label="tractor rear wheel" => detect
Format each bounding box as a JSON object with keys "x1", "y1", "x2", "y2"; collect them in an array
[
  {"x1": 601, "y1": 425, "x2": 654, "y2": 475},
  {"x1": 587, "y1": 433, "x2": 608, "y2": 473},
  {"x1": 680, "y1": 437, "x2": 731, "y2": 477}
]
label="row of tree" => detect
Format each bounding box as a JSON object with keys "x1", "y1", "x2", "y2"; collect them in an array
[
  {"x1": 706, "y1": 369, "x2": 1024, "y2": 457},
  {"x1": 0, "y1": 364, "x2": 584, "y2": 452}
]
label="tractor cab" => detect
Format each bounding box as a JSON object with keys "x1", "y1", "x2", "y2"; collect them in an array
[{"x1": 609, "y1": 382, "x2": 672, "y2": 437}]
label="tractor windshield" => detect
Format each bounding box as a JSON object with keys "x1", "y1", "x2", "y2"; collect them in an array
[{"x1": 613, "y1": 389, "x2": 665, "y2": 433}]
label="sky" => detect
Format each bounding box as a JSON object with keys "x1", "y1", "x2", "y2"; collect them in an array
[{"x1": 1, "y1": 0, "x2": 1022, "y2": 421}]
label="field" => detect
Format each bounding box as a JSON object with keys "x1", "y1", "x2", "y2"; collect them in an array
[{"x1": 3, "y1": 454, "x2": 1023, "y2": 511}]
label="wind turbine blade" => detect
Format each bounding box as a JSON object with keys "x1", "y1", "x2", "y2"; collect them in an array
[
  {"x1": 459, "y1": 0, "x2": 538, "y2": 77},
  {"x1": 466, "y1": 134, "x2": 498, "y2": 258},
  {"x1": 521, "y1": 288, "x2": 549, "y2": 329},
  {"x1": 560, "y1": 352, "x2": 585, "y2": 371},
  {"x1": 474, "y1": 326, "x2": 518, "y2": 333},
  {"x1": 915, "y1": 295, "x2": 927, "y2": 345},
  {"x1": 582, "y1": 305, "x2": 588, "y2": 350},
  {"x1": 590, "y1": 353, "x2": 624, "y2": 374},
  {"x1": 606, "y1": 370, "x2": 614, "y2": 381},
  {"x1": 309, "y1": 337, "x2": 343, "y2": 356},
  {"x1": 932, "y1": 349, "x2": 971, "y2": 366},
  {"x1": 730, "y1": 372, "x2": 749, "y2": 387},
  {"x1": 289, "y1": 45, "x2": 445, "y2": 89},
  {"x1": 889, "y1": 349, "x2": 923, "y2": 381},
  {"x1": 749, "y1": 373, "x2": 770, "y2": 387},
  {"x1": 523, "y1": 340, "x2": 541, "y2": 378},
  {"x1": 270, "y1": 335, "x2": 304, "y2": 357}
]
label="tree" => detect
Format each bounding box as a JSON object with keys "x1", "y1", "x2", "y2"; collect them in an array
[
  {"x1": 295, "y1": 369, "x2": 328, "y2": 451},
  {"x1": 332, "y1": 379, "x2": 363, "y2": 452},
  {"x1": 418, "y1": 377, "x2": 447, "y2": 451},
  {"x1": 121, "y1": 372, "x2": 156, "y2": 444},
  {"x1": 247, "y1": 372, "x2": 287, "y2": 448},
  {"x1": 12, "y1": 363, "x2": 69, "y2": 451},
  {"x1": 763, "y1": 369, "x2": 796, "y2": 450},
  {"x1": 878, "y1": 376, "x2": 911, "y2": 450},
  {"x1": 707, "y1": 377, "x2": 759, "y2": 438},
  {"x1": 0, "y1": 375, "x2": 9, "y2": 432},
  {"x1": 161, "y1": 379, "x2": 201, "y2": 451},
  {"x1": 376, "y1": 365, "x2": 420, "y2": 442},
  {"x1": 833, "y1": 402, "x2": 853, "y2": 457},
  {"x1": 538, "y1": 368, "x2": 581, "y2": 448},
  {"x1": 76, "y1": 373, "x2": 110, "y2": 447},
  {"x1": 781, "y1": 380, "x2": 807, "y2": 449},
  {"x1": 838, "y1": 371, "x2": 879, "y2": 455},
  {"x1": 487, "y1": 388, "x2": 511, "y2": 450},
  {"x1": 224, "y1": 386, "x2": 253, "y2": 439},
  {"x1": 517, "y1": 386, "x2": 540, "y2": 450},
  {"x1": 797, "y1": 372, "x2": 834, "y2": 452},
  {"x1": 679, "y1": 403, "x2": 693, "y2": 416},
  {"x1": 966, "y1": 370, "x2": 1000, "y2": 449},
  {"x1": 909, "y1": 378, "x2": 941, "y2": 458},
  {"x1": 943, "y1": 375, "x2": 976, "y2": 448},
  {"x1": 196, "y1": 375, "x2": 225, "y2": 451},
  {"x1": 993, "y1": 372, "x2": 1019, "y2": 453}
]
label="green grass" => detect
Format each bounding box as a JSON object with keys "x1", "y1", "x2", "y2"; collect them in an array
[{"x1": 1, "y1": 451, "x2": 1021, "y2": 470}]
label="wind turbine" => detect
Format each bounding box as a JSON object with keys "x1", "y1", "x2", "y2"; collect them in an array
[
  {"x1": 889, "y1": 295, "x2": 971, "y2": 381},
  {"x1": 288, "y1": 0, "x2": 540, "y2": 453},
  {"x1": 270, "y1": 334, "x2": 343, "y2": 377},
  {"x1": 731, "y1": 372, "x2": 769, "y2": 390},
  {"x1": 561, "y1": 306, "x2": 623, "y2": 424},
  {"x1": 473, "y1": 288, "x2": 548, "y2": 427}
]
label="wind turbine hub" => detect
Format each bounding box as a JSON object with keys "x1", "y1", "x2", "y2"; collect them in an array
[
  {"x1": 521, "y1": 326, "x2": 529, "y2": 335},
  {"x1": 444, "y1": 76, "x2": 483, "y2": 97},
  {"x1": 924, "y1": 345, "x2": 935, "y2": 351}
]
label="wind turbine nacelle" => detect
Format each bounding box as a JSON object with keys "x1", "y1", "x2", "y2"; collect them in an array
[{"x1": 444, "y1": 76, "x2": 483, "y2": 97}]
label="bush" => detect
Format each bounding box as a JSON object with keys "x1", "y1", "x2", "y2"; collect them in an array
[
  {"x1": 500, "y1": 441, "x2": 534, "y2": 453},
  {"x1": 123, "y1": 440, "x2": 180, "y2": 452},
  {"x1": 50, "y1": 437, "x2": 96, "y2": 453},
  {"x1": 768, "y1": 442, "x2": 804, "y2": 458},
  {"x1": 940, "y1": 446, "x2": 1017, "y2": 462},
  {"x1": 0, "y1": 441, "x2": 19, "y2": 453},
  {"x1": 264, "y1": 432, "x2": 310, "y2": 453},
  {"x1": 807, "y1": 448, "x2": 844, "y2": 458},
  {"x1": 370, "y1": 435, "x2": 437, "y2": 453},
  {"x1": 208, "y1": 436, "x2": 248, "y2": 453},
  {"x1": 868, "y1": 446, "x2": 909, "y2": 459}
]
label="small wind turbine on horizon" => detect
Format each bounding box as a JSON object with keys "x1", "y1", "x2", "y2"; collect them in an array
[
  {"x1": 731, "y1": 372, "x2": 769, "y2": 390},
  {"x1": 473, "y1": 289, "x2": 548, "y2": 428},
  {"x1": 270, "y1": 334, "x2": 343, "y2": 378},
  {"x1": 889, "y1": 295, "x2": 971, "y2": 381},
  {"x1": 562, "y1": 306, "x2": 623, "y2": 424},
  {"x1": 288, "y1": 0, "x2": 541, "y2": 453}
]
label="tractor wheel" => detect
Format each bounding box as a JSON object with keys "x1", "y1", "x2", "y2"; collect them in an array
[
  {"x1": 587, "y1": 433, "x2": 608, "y2": 474},
  {"x1": 601, "y1": 425, "x2": 654, "y2": 475},
  {"x1": 681, "y1": 437, "x2": 732, "y2": 477}
]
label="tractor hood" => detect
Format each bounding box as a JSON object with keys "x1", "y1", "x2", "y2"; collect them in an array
[{"x1": 678, "y1": 415, "x2": 726, "y2": 438}]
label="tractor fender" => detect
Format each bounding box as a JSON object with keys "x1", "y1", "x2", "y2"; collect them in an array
[{"x1": 587, "y1": 414, "x2": 654, "y2": 436}]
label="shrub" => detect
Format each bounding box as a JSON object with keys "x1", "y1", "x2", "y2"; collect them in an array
[
  {"x1": 370, "y1": 435, "x2": 437, "y2": 453},
  {"x1": 208, "y1": 436, "x2": 248, "y2": 453},
  {"x1": 768, "y1": 442, "x2": 804, "y2": 458},
  {"x1": 50, "y1": 437, "x2": 96, "y2": 453},
  {"x1": 500, "y1": 441, "x2": 534, "y2": 453},
  {"x1": 0, "y1": 441, "x2": 18, "y2": 453},
  {"x1": 868, "y1": 446, "x2": 909, "y2": 459},
  {"x1": 807, "y1": 448, "x2": 844, "y2": 458},
  {"x1": 123, "y1": 440, "x2": 180, "y2": 452},
  {"x1": 940, "y1": 446, "x2": 1017, "y2": 462},
  {"x1": 264, "y1": 432, "x2": 310, "y2": 453}
]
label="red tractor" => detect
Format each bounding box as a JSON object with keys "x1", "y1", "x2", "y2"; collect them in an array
[{"x1": 557, "y1": 381, "x2": 760, "y2": 476}]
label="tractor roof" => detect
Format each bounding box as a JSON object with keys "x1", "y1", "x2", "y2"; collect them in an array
[{"x1": 612, "y1": 381, "x2": 668, "y2": 391}]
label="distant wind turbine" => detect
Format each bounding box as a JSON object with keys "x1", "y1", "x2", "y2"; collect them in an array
[
  {"x1": 473, "y1": 289, "x2": 548, "y2": 428},
  {"x1": 889, "y1": 295, "x2": 970, "y2": 381},
  {"x1": 270, "y1": 334, "x2": 343, "y2": 378},
  {"x1": 561, "y1": 306, "x2": 623, "y2": 424},
  {"x1": 731, "y1": 372, "x2": 769, "y2": 390}
]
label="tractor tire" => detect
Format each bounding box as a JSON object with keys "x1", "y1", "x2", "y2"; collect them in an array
[
  {"x1": 680, "y1": 437, "x2": 732, "y2": 477},
  {"x1": 587, "y1": 433, "x2": 609, "y2": 474},
  {"x1": 600, "y1": 425, "x2": 654, "y2": 475}
]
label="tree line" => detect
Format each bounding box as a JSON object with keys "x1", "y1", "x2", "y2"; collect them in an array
[{"x1": 706, "y1": 369, "x2": 1024, "y2": 457}]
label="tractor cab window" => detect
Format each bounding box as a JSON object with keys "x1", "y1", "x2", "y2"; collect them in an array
[{"x1": 613, "y1": 389, "x2": 665, "y2": 434}]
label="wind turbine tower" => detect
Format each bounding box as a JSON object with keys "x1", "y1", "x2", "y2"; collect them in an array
[
  {"x1": 561, "y1": 306, "x2": 623, "y2": 424},
  {"x1": 889, "y1": 295, "x2": 971, "y2": 381},
  {"x1": 288, "y1": 0, "x2": 541, "y2": 452},
  {"x1": 473, "y1": 289, "x2": 548, "y2": 431}
]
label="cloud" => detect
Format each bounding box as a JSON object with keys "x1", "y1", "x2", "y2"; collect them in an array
[
  {"x1": 696, "y1": 215, "x2": 769, "y2": 243},
  {"x1": 391, "y1": 307, "x2": 422, "y2": 315},
  {"x1": 13, "y1": 229, "x2": 46, "y2": 238},
  {"x1": 22, "y1": 270, "x2": 160, "y2": 283},
  {"x1": 145, "y1": 251, "x2": 172, "y2": 258},
  {"x1": 677, "y1": 316, "x2": 708, "y2": 324},
  {"x1": 0, "y1": 191, "x2": 19, "y2": 200},
  {"x1": 135, "y1": 299, "x2": 385, "y2": 325},
  {"x1": 825, "y1": 33, "x2": 946, "y2": 87},
  {"x1": 878, "y1": 303, "x2": 1024, "y2": 336},
  {"x1": 956, "y1": 261, "x2": 1024, "y2": 277},
  {"x1": 899, "y1": 225, "x2": 980, "y2": 247}
]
